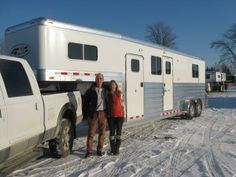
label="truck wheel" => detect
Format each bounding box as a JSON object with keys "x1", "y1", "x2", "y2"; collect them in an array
[
  {"x1": 49, "y1": 119, "x2": 74, "y2": 157},
  {"x1": 195, "y1": 100, "x2": 202, "y2": 117},
  {"x1": 186, "y1": 101, "x2": 195, "y2": 120}
]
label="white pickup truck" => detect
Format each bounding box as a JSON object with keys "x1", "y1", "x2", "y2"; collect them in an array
[{"x1": 0, "y1": 55, "x2": 83, "y2": 169}]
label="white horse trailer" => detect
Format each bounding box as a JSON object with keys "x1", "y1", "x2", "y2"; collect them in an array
[
  {"x1": 206, "y1": 71, "x2": 227, "y2": 92},
  {"x1": 5, "y1": 17, "x2": 205, "y2": 124}
]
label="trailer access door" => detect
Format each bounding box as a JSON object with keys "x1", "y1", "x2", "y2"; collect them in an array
[
  {"x1": 125, "y1": 54, "x2": 144, "y2": 121},
  {"x1": 163, "y1": 57, "x2": 173, "y2": 111}
]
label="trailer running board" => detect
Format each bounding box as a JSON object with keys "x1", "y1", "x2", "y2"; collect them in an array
[{"x1": 161, "y1": 109, "x2": 181, "y2": 116}]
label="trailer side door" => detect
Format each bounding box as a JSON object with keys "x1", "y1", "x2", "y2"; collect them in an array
[
  {"x1": 125, "y1": 54, "x2": 144, "y2": 121},
  {"x1": 163, "y1": 57, "x2": 173, "y2": 111}
]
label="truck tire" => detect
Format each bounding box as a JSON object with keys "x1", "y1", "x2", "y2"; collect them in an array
[
  {"x1": 195, "y1": 100, "x2": 202, "y2": 117},
  {"x1": 186, "y1": 101, "x2": 195, "y2": 120},
  {"x1": 49, "y1": 118, "x2": 74, "y2": 157}
]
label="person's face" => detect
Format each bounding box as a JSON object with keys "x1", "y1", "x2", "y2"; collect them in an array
[
  {"x1": 96, "y1": 74, "x2": 104, "y2": 87},
  {"x1": 111, "y1": 82, "x2": 117, "y2": 91}
]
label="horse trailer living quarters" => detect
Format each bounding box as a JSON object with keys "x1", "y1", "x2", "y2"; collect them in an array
[{"x1": 5, "y1": 17, "x2": 205, "y2": 123}]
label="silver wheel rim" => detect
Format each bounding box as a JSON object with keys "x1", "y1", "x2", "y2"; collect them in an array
[
  {"x1": 190, "y1": 105, "x2": 195, "y2": 117},
  {"x1": 62, "y1": 126, "x2": 71, "y2": 151},
  {"x1": 196, "y1": 104, "x2": 201, "y2": 114}
]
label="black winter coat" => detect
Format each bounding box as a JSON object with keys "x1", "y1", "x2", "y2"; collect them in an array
[{"x1": 83, "y1": 83, "x2": 109, "y2": 119}]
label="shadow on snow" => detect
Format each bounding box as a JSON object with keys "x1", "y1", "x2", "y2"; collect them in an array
[{"x1": 208, "y1": 97, "x2": 236, "y2": 109}]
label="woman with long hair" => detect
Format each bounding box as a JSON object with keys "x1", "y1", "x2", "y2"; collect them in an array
[{"x1": 107, "y1": 80, "x2": 125, "y2": 155}]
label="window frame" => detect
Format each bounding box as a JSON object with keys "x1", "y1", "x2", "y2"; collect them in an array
[
  {"x1": 68, "y1": 42, "x2": 83, "y2": 60},
  {"x1": 165, "y1": 61, "x2": 171, "y2": 75},
  {"x1": 68, "y1": 42, "x2": 98, "y2": 61},
  {"x1": 151, "y1": 56, "x2": 162, "y2": 75},
  {"x1": 0, "y1": 60, "x2": 33, "y2": 98},
  {"x1": 84, "y1": 44, "x2": 98, "y2": 61},
  {"x1": 192, "y1": 64, "x2": 199, "y2": 78},
  {"x1": 131, "y1": 59, "x2": 140, "y2": 72}
]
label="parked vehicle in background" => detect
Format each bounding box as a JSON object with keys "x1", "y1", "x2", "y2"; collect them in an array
[
  {"x1": 0, "y1": 55, "x2": 83, "y2": 170},
  {"x1": 206, "y1": 71, "x2": 227, "y2": 92}
]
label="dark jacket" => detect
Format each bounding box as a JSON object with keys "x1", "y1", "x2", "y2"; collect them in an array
[{"x1": 83, "y1": 83, "x2": 109, "y2": 119}]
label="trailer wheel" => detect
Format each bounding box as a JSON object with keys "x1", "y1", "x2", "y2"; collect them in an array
[
  {"x1": 195, "y1": 100, "x2": 202, "y2": 117},
  {"x1": 49, "y1": 118, "x2": 74, "y2": 157},
  {"x1": 186, "y1": 101, "x2": 195, "y2": 120}
]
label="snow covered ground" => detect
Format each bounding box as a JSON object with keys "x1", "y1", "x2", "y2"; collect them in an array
[{"x1": 6, "y1": 90, "x2": 236, "y2": 177}]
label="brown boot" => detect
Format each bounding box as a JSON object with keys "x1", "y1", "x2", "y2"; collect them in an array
[{"x1": 85, "y1": 151, "x2": 93, "y2": 158}]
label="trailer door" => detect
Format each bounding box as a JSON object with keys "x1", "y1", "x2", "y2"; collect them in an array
[
  {"x1": 125, "y1": 54, "x2": 144, "y2": 121},
  {"x1": 163, "y1": 57, "x2": 173, "y2": 111}
]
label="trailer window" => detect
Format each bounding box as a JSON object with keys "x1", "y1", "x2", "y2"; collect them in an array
[
  {"x1": 166, "y1": 61, "x2": 171, "y2": 74},
  {"x1": 151, "y1": 56, "x2": 161, "y2": 75},
  {"x1": 84, "y1": 45, "x2": 98, "y2": 61},
  {"x1": 68, "y1": 43, "x2": 83, "y2": 59},
  {"x1": 192, "y1": 64, "x2": 199, "y2": 78},
  {"x1": 0, "y1": 60, "x2": 33, "y2": 97},
  {"x1": 131, "y1": 59, "x2": 139, "y2": 72}
]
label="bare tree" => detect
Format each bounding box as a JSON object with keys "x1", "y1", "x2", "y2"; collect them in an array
[
  {"x1": 146, "y1": 21, "x2": 177, "y2": 48},
  {"x1": 211, "y1": 24, "x2": 236, "y2": 71}
]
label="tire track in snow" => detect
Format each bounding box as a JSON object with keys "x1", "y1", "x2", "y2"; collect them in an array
[
  {"x1": 206, "y1": 109, "x2": 236, "y2": 177},
  {"x1": 166, "y1": 124, "x2": 202, "y2": 177},
  {"x1": 203, "y1": 109, "x2": 231, "y2": 177},
  {"x1": 107, "y1": 119, "x2": 177, "y2": 177},
  {"x1": 158, "y1": 110, "x2": 213, "y2": 177},
  {"x1": 6, "y1": 154, "x2": 56, "y2": 177},
  {"x1": 169, "y1": 108, "x2": 225, "y2": 177},
  {"x1": 160, "y1": 109, "x2": 219, "y2": 177},
  {"x1": 169, "y1": 108, "x2": 236, "y2": 177},
  {"x1": 108, "y1": 123, "x2": 159, "y2": 177}
]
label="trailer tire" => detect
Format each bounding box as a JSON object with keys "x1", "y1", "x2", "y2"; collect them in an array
[
  {"x1": 49, "y1": 118, "x2": 74, "y2": 157},
  {"x1": 195, "y1": 100, "x2": 202, "y2": 117},
  {"x1": 186, "y1": 101, "x2": 195, "y2": 120}
]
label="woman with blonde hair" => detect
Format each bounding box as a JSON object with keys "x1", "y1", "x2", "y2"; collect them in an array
[{"x1": 107, "y1": 80, "x2": 125, "y2": 155}]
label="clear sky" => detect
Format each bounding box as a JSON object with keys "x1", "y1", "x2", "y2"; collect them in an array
[{"x1": 0, "y1": 0, "x2": 236, "y2": 67}]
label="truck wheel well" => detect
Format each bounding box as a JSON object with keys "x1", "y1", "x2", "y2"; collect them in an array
[{"x1": 61, "y1": 107, "x2": 76, "y2": 138}]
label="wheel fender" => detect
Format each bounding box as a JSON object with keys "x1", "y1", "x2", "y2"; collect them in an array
[{"x1": 53, "y1": 103, "x2": 76, "y2": 139}]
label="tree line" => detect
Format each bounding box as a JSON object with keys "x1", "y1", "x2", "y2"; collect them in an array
[{"x1": 211, "y1": 24, "x2": 236, "y2": 74}]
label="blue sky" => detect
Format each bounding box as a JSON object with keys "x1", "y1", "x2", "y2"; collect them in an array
[{"x1": 0, "y1": 0, "x2": 236, "y2": 67}]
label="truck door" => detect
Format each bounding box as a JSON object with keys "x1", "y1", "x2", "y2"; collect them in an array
[
  {"x1": 125, "y1": 54, "x2": 144, "y2": 121},
  {"x1": 163, "y1": 57, "x2": 173, "y2": 111},
  {"x1": 0, "y1": 78, "x2": 8, "y2": 154},
  {"x1": 0, "y1": 59, "x2": 43, "y2": 155}
]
